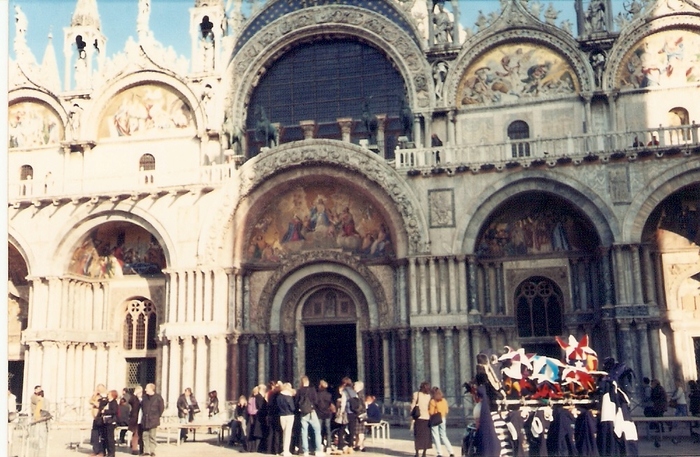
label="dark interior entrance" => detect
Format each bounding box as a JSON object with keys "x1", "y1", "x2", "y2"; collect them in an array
[{"x1": 305, "y1": 323, "x2": 357, "y2": 390}]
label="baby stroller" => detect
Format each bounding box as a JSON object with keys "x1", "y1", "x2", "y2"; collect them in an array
[{"x1": 461, "y1": 423, "x2": 477, "y2": 457}]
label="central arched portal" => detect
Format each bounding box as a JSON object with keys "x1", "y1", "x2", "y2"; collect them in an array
[{"x1": 302, "y1": 288, "x2": 359, "y2": 388}]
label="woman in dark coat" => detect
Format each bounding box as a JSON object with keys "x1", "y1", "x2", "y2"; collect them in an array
[
  {"x1": 410, "y1": 381, "x2": 432, "y2": 457},
  {"x1": 316, "y1": 380, "x2": 334, "y2": 450},
  {"x1": 229, "y1": 395, "x2": 249, "y2": 447},
  {"x1": 100, "y1": 390, "x2": 119, "y2": 457},
  {"x1": 473, "y1": 373, "x2": 500, "y2": 457}
]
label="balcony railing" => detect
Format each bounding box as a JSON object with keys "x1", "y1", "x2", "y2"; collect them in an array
[
  {"x1": 395, "y1": 123, "x2": 699, "y2": 170},
  {"x1": 8, "y1": 124, "x2": 698, "y2": 202}
]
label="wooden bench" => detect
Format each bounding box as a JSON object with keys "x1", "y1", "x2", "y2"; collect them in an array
[
  {"x1": 161, "y1": 422, "x2": 228, "y2": 446},
  {"x1": 631, "y1": 415, "x2": 700, "y2": 447}
]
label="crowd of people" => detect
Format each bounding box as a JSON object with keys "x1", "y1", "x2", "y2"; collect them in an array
[{"x1": 226, "y1": 376, "x2": 382, "y2": 456}]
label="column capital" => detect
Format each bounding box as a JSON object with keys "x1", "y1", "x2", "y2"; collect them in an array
[
  {"x1": 283, "y1": 333, "x2": 296, "y2": 345},
  {"x1": 226, "y1": 333, "x2": 240, "y2": 345},
  {"x1": 397, "y1": 328, "x2": 410, "y2": 340}
]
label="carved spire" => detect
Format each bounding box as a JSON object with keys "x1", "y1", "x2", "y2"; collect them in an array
[
  {"x1": 71, "y1": 0, "x2": 101, "y2": 29},
  {"x1": 41, "y1": 33, "x2": 61, "y2": 93}
]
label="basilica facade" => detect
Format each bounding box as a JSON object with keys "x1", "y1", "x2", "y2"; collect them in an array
[{"x1": 7, "y1": 0, "x2": 700, "y2": 417}]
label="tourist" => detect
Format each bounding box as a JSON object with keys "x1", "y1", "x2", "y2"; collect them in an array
[
  {"x1": 296, "y1": 375, "x2": 325, "y2": 456},
  {"x1": 88, "y1": 384, "x2": 108, "y2": 457},
  {"x1": 410, "y1": 381, "x2": 432, "y2": 457},
  {"x1": 316, "y1": 380, "x2": 334, "y2": 451},
  {"x1": 429, "y1": 386, "x2": 454, "y2": 457},
  {"x1": 176, "y1": 387, "x2": 200, "y2": 442},
  {"x1": 229, "y1": 395, "x2": 248, "y2": 447},
  {"x1": 278, "y1": 382, "x2": 296, "y2": 457},
  {"x1": 127, "y1": 386, "x2": 143, "y2": 456},
  {"x1": 140, "y1": 383, "x2": 164, "y2": 457}
]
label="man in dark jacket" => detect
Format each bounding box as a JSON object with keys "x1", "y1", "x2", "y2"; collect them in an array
[
  {"x1": 128, "y1": 386, "x2": 143, "y2": 455},
  {"x1": 141, "y1": 383, "x2": 164, "y2": 456},
  {"x1": 296, "y1": 376, "x2": 325, "y2": 457}
]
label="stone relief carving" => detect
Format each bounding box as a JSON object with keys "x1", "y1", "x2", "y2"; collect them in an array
[{"x1": 428, "y1": 189, "x2": 455, "y2": 228}]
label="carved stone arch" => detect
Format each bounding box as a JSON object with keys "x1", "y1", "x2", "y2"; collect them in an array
[
  {"x1": 624, "y1": 162, "x2": 700, "y2": 243},
  {"x1": 261, "y1": 251, "x2": 388, "y2": 334},
  {"x1": 199, "y1": 139, "x2": 430, "y2": 264},
  {"x1": 8, "y1": 229, "x2": 36, "y2": 279},
  {"x1": 286, "y1": 274, "x2": 369, "y2": 333},
  {"x1": 605, "y1": 15, "x2": 700, "y2": 91},
  {"x1": 87, "y1": 70, "x2": 207, "y2": 140},
  {"x1": 225, "y1": 5, "x2": 433, "y2": 126},
  {"x1": 455, "y1": 172, "x2": 617, "y2": 254},
  {"x1": 444, "y1": 29, "x2": 593, "y2": 106},
  {"x1": 51, "y1": 208, "x2": 177, "y2": 277},
  {"x1": 8, "y1": 88, "x2": 69, "y2": 127}
]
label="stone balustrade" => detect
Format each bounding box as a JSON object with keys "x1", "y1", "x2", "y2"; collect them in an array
[{"x1": 8, "y1": 122, "x2": 699, "y2": 202}]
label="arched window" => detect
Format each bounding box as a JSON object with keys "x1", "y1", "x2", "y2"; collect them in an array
[
  {"x1": 508, "y1": 121, "x2": 531, "y2": 158},
  {"x1": 123, "y1": 299, "x2": 158, "y2": 350},
  {"x1": 668, "y1": 107, "x2": 690, "y2": 141},
  {"x1": 139, "y1": 154, "x2": 156, "y2": 171},
  {"x1": 20, "y1": 165, "x2": 33, "y2": 181},
  {"x1": 516, "y1": 276, "x2": 563, "y2": 338}
]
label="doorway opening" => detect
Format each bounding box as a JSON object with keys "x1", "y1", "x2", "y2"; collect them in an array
[{"x1": 305, "y1": 323, "x2": 357, "y2": 390}]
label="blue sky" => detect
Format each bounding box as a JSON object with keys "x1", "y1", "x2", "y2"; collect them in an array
[{"x1": 8, "y1": 0, "x2": 628, "y2": 87}]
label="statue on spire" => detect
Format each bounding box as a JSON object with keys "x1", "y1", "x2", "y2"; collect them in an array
[{"x1": 137, "y1": 0, "x2": 151, "y2": 41}]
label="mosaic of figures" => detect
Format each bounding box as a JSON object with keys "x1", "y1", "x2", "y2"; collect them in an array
[
  {"x1": 458, "y1": 43, "x2": 579, "y2": 107},
  {"x1": 619, "y1": 30, "x2": 700, "y2": 89},
  {"x1": 246, "y1": 184, "x2": 393, "y2": 263},
  {"x1": 8, "y1": 102, "x2": 63, "y2": 149},
  {"x1": 68, "y1": 222, "x2": 166, "y2": 279},
  {"x1": 476, "y1": 196, "x2": 599, "y2": 258},
  {"x1": 99, "y1": 84, "x2": 195, "y2": 139}
]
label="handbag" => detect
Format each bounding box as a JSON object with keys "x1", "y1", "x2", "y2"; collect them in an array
[
  {"x1": 191, "y1": 404, "x2": 201, "y2": 414},
  {"x1": 429, "y1": 412, "x2": 442, "y2": 427},
  {"x1": 101, "y1": 413, "x2": 115, "y2": 425},
  {"x1": 410, "y1": 405, "x2": 420, "y2": 420}
]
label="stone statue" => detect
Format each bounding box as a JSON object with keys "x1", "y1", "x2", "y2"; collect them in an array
[
  {"x1": 68, "y1": 103, "x2": 83, "y2": 140},
  {"x1": 200, "y1": 15, "x2": 215, "y2": 71},
  {"x1": 590, "y1": 51, "x2": 606, "y2": 88},
  {"x1": 432, "y1": 1, "x2": 453, "y2": 45},
  {"x1": 399, "y1": 95, "x2": 413, "y2": 141},
  {"x1": 433, "y1": 61, "x2": 448, "y2": 100},
  {"x1": 586, "y1": 0, "x2": 607, "y2": 33},
  {"x1": 475, "y1": 10, "x2": 489, "y2": 32},
  {"x1": 14, "y1": 5, "x2": 28, "y2": 41}
]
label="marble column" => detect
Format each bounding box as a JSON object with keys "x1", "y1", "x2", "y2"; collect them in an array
[
  {"x1": 604, "y1": 319, "x2": 618, "y2": 361},
  {"x1": 457, "y1": 256, "x2": 467, "y2": 313},
  {"x1": 167, "y1": 272, "x2": 178, "y2": 323},
  {"x1": 447, "y1": 109, "x2": 456, "y2": 145},
  {"x1": 495, "y1": 263, "x2": 505, "y2": 314},
  {"x1": 444, "y1": 329, "x2": 456, "y2": 401},
  {"x1": 227, "y1": 334, "x2": 240, "y2": 402},
  {"x1": 397, "y1": 329, "x2": 410, "y2": 399},
  {"x1": 257, "y1": 335, "x2": 267, "y2": 386},
  {"x1": 630, "y1": 245, "x2": 644, "y2": 304},
  {"x1": 448, "y1": 257, "x2": 457, "y2": 314},
  {"x1": 177, "y1": 271, "x2": 187, "y2": 322},
  {"x1": 648, "y1": 322, "x2": 663, "y2": 380},
  {"x1": 203, "y1": 269, "x2": 213, "y2": 321},
  {"x1": 187, "y1": 271, "x2": 196, "y2": 322},
  {"x1": 413, "y1": 114, "x2": 422, "y2": 148},
  {"x1": 637, "y1": 322, "x2": 652, "y2": 379},
  {"x1": 372, "y1": 332, "x2": 382, "y2": 396},
  {"x1": 467, "y1": 256, "x2": 478, "y2": 312},
  {"x1": 612, "y1": 245, "x2": 628, "y2": 305},
  {"x1": 652, "y1": 253, "x2": 667, "y2": 309},
  {"x1": 381, "y1": 331, "x2": 391, "y2": 400},
  {"x1": 73, "y1": 344, "x2": 84, "y2": 402},
  {"x1": 168, "y1": 337, "x2": 182, "y2": 405},
  {"x1": 641, "y1": 245, "x2": 656, "y2": 306},
  {"x1": 182, "y1": 336, "x2": 195, "y2": 391},
  {"x1": 211, "y1": 335, "x2": 226, "y2": 399},
  {"x1": 438, "y1": 258, "x2": 449, "y2": 315},
  {"x1": 95, "y1": 342, "x2": 108, "y2": 386},
  {"x1": 429, "y1": 329, "x2": 440, "y2": 387},
  {"x1": 571, "y1": 259, "x2": 581, "y2": 311},
  {"x1": 617, "y1": 320, "x2": 635, "y2": 376},
  {"x1": 413, "y1": 329, "x2": 425, "y2": 391},
  {"x1": 484, "y1": 264, "x2": 493, "y2": 314},
  {"x1": 106, "y1": 342, "x2": 119, "y2": 391},
  {"x1": 160, "y1": 339, "x2": 170, "y2": 404},
  {"x1": 337, "y1": 118, "x2": 353, "y2": 143},
  {"x1": 429, "y1": 258, "x2": 438, "y2": 315},
  {"x1": 24, "y1": 342, "x2": 41, "y2": 404},
  {"x1": 398, "y1": 263, "x2": 408, "y2": 324},
  {"x1": 600, "y1": 247, "x2": 615, "y2": 306},
  {"x1": 376, "y1": 114, "x2": 387, "y2": 158},
  {"x1": 195, "y1": 335, "x2": 208, "y2": 401},
  {"x1": 83, "y1": 344, "x2": 96, "y2": 398},
  {"x1": 55, "y1": 342, "x2": 68, "y2": 403},
  {"x1": 284, "y1": 334, "x2": 295, "y2": 383},
  {"x1": 238, "y1": 335, "x2": 250, "y2": 397},
  {"x1": 299, "y1": 120, "x2": 317, "y2": 140},
  {"x1": 419, "y1": 258, "x2": 428, "y2": 315},
  {"x1": 64, "y1": 343, "x2": 75, "y2": 400},
  {"x1": 42, "y1": 342, "x2": 58, "y2": 400},
  {"x1": 408, "y1": 259, "x2": 418, "y2": 316},
  {"x1": 471, "y1": 327, "x2": 483, "y2": 360},
  {"x1": 270, "y1": 334, "x2": 280, "y2": 382}
]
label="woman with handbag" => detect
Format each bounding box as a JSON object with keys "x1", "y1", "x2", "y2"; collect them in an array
[
  {"x1": 100, "y1": 390, "x2": 119, "y2": 457},
  {"x1": 410, "y1": 381, "x2": 432, "y2": 457},
  {"x1": 429, "y1": 387, "x2": 454, "y2": 457},
  {"x1": 176, "y1": 387, "x2": 199, "y2": 442}
]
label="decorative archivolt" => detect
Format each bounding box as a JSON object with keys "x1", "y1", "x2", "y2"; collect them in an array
[
  {"x1": 202, "y1": 140, "x2": 429, "y2": 264},
  {"x1": 259, "y1": 250, "x2": 389, "y2": 334},
  {"x1": 224, "y1": 5, "x2": 433, "y2": 125}
]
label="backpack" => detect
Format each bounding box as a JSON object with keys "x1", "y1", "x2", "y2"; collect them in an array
[
  {"x1": 247, "y1": 397, "x2": 258, "y2": 415},
  {"x1": 349, "y1": 396, "x2": 366, "y2": 415},
  {"x1": 298, "y1": 395, "x2": 314, "y2": 415}
]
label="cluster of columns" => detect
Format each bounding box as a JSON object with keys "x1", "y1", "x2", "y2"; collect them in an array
[
  {"x1": 28, "y1": 276, "x2": 108, "y2": 332},
  {"x1": 164, "y1": 268, "x2": 231, "y2": 324},
  {"x1": 21, "y1": 340, "x2": 120, "y2": 414}
]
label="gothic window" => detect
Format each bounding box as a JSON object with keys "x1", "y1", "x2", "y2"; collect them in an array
[
  {"x1": 123, "y1": 299, "x2": 158, "y2": 350},
  {"x1": 139, "y1": 154, "x2": 156, "y2": 171},
  {"x1": 508, "y1": 121, "x2": 531, "y2": 157},
  {"x1": 20, "y1": 165, "x2": 33, "y2": 181},
  {"x1": 516, "y1": 276, "x2": 563, "y2": 338}
]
